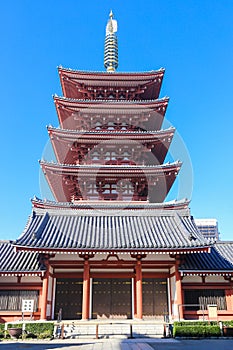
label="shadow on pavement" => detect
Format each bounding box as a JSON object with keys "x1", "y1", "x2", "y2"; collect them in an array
[{"x1": 0, "y1": 341, "x2": 94, "y2": 349}]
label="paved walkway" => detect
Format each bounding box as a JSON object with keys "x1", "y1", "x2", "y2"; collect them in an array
[{"x1": 1, "y1": 338, "x2": 233, "y2": 350}]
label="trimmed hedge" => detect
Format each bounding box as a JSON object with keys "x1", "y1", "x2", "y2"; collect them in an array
[
  {"x1": 223, "y1": 321, "x2": 233, "y2": 327},
  {"x1": 4, "y1": 322, "x2": 54, "y2": 339},
  {"x1": 25, "y1": 322, "x2": 54, "y2": 339},
  {"x1": 7, "y1": 323, "x2": 23, "y2": 329},
  {"x1": 173, "y1": 321, "x2": 221, "y2": 338},
  {"x1": 174, "y1": 321, "x2": 218, "y2": 326},
  {"x1": 0, "y1": 323, "x2": 5, "y2": 338}
]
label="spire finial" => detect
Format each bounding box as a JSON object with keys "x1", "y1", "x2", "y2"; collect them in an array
[{"x1": 104, "y1": 11, "x2": 118, "y2": 72}]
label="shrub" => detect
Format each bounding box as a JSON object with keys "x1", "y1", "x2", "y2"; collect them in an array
[
  {"x1": 7, "y1": 323, "x2": 23, "y2": 329},
  {"x1": 223, "y1": 320, "x2": 233, "y2": 327},
  {"x1": 173, "y1": 321, "x2": 217, "y2": 326},
  {"x1": 0, "y1": 322, "x2": 54, "y2": 339},
  {"x1": 0, "y1": 323, "x2": 5, "y2": 338},
  {"x1": 25, "y1": 322, "x2": 54, "y2": 339},
  {"x1": 173, "y1": 322, "x2": 221, "y2": 338}
]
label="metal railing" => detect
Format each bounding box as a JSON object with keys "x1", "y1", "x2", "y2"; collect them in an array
[
  {"x1": 57, "y1": 308, "x2": 62, "y2": 322},
  {"x1": 178, "y1": 304, "x2": 206, "y2": 321},
  {"x1": 177, "y1": 304, "x2": 220, "y2": 322}
]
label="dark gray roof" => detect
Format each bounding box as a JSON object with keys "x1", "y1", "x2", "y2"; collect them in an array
[
  {"x1": 0, "y1": 241, "x2": 42, "y2": 275},
  {"x1": 179, "y1": 242, "x2": 233, "y2": 273},
  {"x1": 14, "y1": 207, "x2": 210, "y2": 252}
]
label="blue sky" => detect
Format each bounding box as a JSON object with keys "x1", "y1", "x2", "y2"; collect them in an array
[{"x1": 0, "y1": 0, "x2": 232, "y2": 241}]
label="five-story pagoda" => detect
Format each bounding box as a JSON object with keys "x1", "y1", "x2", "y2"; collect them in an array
[
  {"x1": 10, "y1": 12, "x2": 212, "y2": 321},
  {"x1": 41, "y1": 11, "x2": 179, "y2": 204}
]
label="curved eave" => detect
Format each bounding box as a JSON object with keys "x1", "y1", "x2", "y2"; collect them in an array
[
  {"x1": 14, "y1": 205, "x2": 209, "y2": 251},
  {"x1": 48, "y1": 126, "x2": 175, "y2": 165},
  {"x1": 179, "y1": 242, "x2": 233, "y2": 274},
  {"x1": 47, "y1": 125, "x2": 175, "y2": 140},
  {"x1": 0, "y1": 241, "x2": 43, "y2": 276},
  {"x1": 0, "y1": 270, "x2": 44, "y2": 277},
  {"x1": 58, "y1": 66, "x2": 165, "y2": 79},
  {"x1": 54, "y1": 96, "x2": 169, "y2": 131},
  {"x1": 14, "y1": 246, "x2": 210, "y2": 255},
  {"x1": 54, "y1": 95, "x2": 169, "y2": 109},
  {"x1": 58, "y1": 68, "x2": 165, "y2": 100},
  {"x1": 40, "y1": 160, "x2": 182, "y2": 174},
  {"x1": 40, "y1": 161, "x2": 181, "y2": 202},
  {"x1": 180, "y1": 270, "x2": 233, "y2": 276},
  {"x1": 31, "y1": 197, "x2": 190, "y2": 211}
]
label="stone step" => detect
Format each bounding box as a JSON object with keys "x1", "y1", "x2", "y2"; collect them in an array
[{"x1": 55, "y1": 322, "x2": 165, "y2": 339}]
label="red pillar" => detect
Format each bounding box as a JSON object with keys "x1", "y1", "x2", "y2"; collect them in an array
[
  {"x1": 82, "y1": 259, "x2": 90, "y2": 320},
  {"x1": 175, "y1": 261, "x2": 183, "y2": 320},
  {"x1": 226, "y1": 288, "x2": 233, "y2": 311},
  {"x1": 134, "y1": 276, "x2": 137, "y2": 318},
  {"x1": 40, "y1": 268, "x2": 49, "y2": 320},
  {"x1": 135, "y1": 260, "x2": 143, "y2": 319}
]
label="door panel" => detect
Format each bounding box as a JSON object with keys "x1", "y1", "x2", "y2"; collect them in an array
[
  {"x1": 55, "y1": 278, "x2": 83, "y2": 320},
  {"x1": 143, "y1": 278, "x2": 168, "y2": 318},
  {"x1": 92, "y1": 278, "x2": 132, "y2": 319}
]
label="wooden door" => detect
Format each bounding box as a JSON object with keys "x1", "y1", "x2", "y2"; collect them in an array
[
  {"x1": 92, "y1": 278, "x2": 132, "y2": 319},
  {"x1": 143, "y1": 278, "x2": 168, "y2": 318},
  {"x1": 55, "y1": 278, "x2": 83, "y2": 319}
]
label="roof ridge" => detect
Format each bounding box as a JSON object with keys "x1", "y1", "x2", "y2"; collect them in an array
[
  {"x1": 31, "y1": 196, "x2": 190, "y2": 210},
  {"x1": 58, "y1": 66, "x2": 165, "y2": 75},
  {"x1": 39, "y1": 160, "x2": 181, "y2": 168},
  {"x1": 53, "y1": 95, "x2": 169, "y2": 104},
  {"x1": 47, "y1": 125, "x2": 175, "y2": 135}
]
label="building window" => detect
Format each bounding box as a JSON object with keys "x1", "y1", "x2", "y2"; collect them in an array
[
  {"x1": 0, "y1": 290, "x2": 39, "y2": 311},
  {"x1": 184, "y1": 289, "x2": 226, "y2": 310}
]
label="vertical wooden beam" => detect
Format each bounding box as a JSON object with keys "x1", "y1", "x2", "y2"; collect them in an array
[
  {"x1": 133, "y1": 276, "x2": 137, "y2": 318},
  {"x1": 175, "y1": 259, "x2": 183, "y2": 320},
  {"x1": 135, "y1": 259, "x2": 143, "y2": 319},
  {"x1": 226, "y1": 288, "x2": 233, "y2": 311},
  {"x1": 82, "y1": 258, "x2": 90, "y2": 320},
  {"x1": 40, "y1": 268, "x2": 49, "y2": 320},
  {"x1": 167, "y1": 277, "x2": 172, "y2": 319}
]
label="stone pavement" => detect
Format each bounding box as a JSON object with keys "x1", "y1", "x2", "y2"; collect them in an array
[{"x1": 1, "y1": 338, "x2": 233, "y2": 350}]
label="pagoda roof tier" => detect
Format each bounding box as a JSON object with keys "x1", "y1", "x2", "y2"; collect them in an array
[
  {"x1": 58, "y1": 67, "x2": 165, "y2": 100},
  {"x1": 47, "y1": 126, "x2": 175, "y2": 165},
  {"x1": 40, "y1": 161, "x2": 181, "y2": 203},
  {"x1": 54, "y1": 96, "x2": 169, "y2": 131},
  {"x1": 32, "y1": 197, "x2": 190, "y2": 211},
  {"x1": 14, "y1": 206, "x2": 210, "y2": 253}
]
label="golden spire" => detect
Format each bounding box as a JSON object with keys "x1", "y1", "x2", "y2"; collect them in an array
[{"x1": 104, "y1": 10, "x2": 118, "y2": 72}]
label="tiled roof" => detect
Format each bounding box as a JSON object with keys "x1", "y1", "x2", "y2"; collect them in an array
[
  {"x1": 0, "y1": 241, "x2": 42, "y2": 275},
  {"x1": 31, "y1": 197, "x2": 190, "y2": 211},
  {"x1": 40, "y1": 160, "x2": 182, "y2": 171},
  {"x1": 179, "y1": 242, "x2": 233, "y2": 273},
  {"x1": 14, "y1": 207, "x2": 210, "y2": 252},
  {"x1": 53, "y1": 95, "x2": 169, "y2": 105},
  {"x1": 58, "y1": 66, "x2": 165, "y2": 77},
  {"x1": 47, "y1": 125, "x2": 175, "y2": 138},
  {"x1": 59, "y1": 68, "x2": 165, "y2": 100}
]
